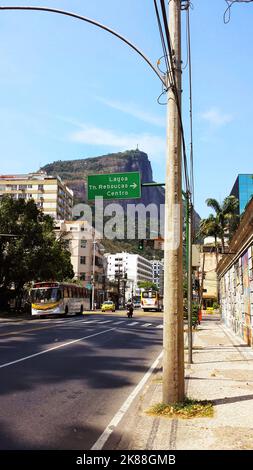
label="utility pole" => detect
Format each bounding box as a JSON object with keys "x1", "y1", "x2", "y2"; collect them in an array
[{"x1": 163, "y1": 0, "x2": 184, "y2": 403}]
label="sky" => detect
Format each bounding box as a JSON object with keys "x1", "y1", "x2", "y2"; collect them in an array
[{"x1": 0, "y1": 0, "x2": 253, "y2": 217}]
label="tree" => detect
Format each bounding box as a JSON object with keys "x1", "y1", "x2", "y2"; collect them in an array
[
  {"x1": 198, "y1": 214, "x2": 221, "y2": 264},
  {"x1": 198, "y1": 214, "x2": 222, "y2": 307},
  {"x1": 138, "y1": 281, "x2": 158, "y2": 291},
  {"x1": 0, "y1": 197, "x2": 74, "y2": 309},
  {"x1": 205, "y1": 196, "x2": 239, "y2": 252}
]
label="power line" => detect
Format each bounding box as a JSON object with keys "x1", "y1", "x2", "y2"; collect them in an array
[
  {"x1": 158, "y1": 0, "x2": 190, "y2": 193},
  {"x1": 154, "y1": 0, "x2": 170, "y2": 74},
  {"x1": 186, "y1": 6, "x2": 194, "y2": 207},
  {"x1": 224, "y1": 0, "x2": 253, "y2": 24}
]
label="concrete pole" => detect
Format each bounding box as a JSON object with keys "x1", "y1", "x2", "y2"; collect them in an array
[
  {"x1": 187, "y1": 195, "x2": 193, "y2": 364},
  {"x1": 163, "y1": 0, "x2": 184, "y2": 403}
]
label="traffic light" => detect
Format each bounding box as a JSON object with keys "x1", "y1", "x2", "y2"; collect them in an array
[{"x1": 138, "y1": 239, "x2": 144, "y2": 250}]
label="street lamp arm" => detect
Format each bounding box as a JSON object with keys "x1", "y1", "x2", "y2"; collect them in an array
[{"x1": 0, "y1": 5, "x2": 166, "y2": 86}]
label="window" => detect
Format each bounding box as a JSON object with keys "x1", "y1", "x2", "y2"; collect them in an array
[
  {"x1": 64, "y1": 287, "x2": 68, "y2": 298},
  {"x1": 81, "y1": 240, "x2": 87, "y2": 248},
  {"x1": 80, "y1": 273, "x2": 86, "y2": 281},
  {"x1": 80, "y1": 256, "x2": 86, "y2": 265}
]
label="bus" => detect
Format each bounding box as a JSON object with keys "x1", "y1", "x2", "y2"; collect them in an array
[
  {"x1": 31, "y1": 282, "x2": 90, "y2": 317},
  {"x1": 141, "y1": 290, "x2": 163, "y2": 312}
]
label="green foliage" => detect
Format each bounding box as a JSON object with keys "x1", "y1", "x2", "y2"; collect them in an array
[
  {"x1": 204, "y1": 195, "x2": 239, "y2": 249},
  {"x1": 137, "y1": 281, "x2": 158, "y2": 291},
  {"x1": 0, "y1": 197, "x2": 74, "y2": 308},
  {"x1": 212, "y1": 302, "x2": 219, "y2": 310}
]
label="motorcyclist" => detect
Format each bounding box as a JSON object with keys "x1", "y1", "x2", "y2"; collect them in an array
[{"x1": 127, "y1": 300, "x2": 134, "y2": 318}]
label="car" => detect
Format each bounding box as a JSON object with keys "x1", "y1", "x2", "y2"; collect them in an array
[
  {"x1": 133, "y1": 301, "x2": 141, "y2": 308},
  {"x1": 101, "y1": 300, "x2": 116, "y2": 312}
]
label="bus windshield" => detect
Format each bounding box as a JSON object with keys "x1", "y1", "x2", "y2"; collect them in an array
[
  {"x1": 142, "y1": 291, "x2": 157, "y2": 299},
  {"x1": 31, "y1": 288, "x2": 61, "y2": 303}
]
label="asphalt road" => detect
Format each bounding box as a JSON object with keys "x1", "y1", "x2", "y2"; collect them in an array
[{"x1": 0, "y1": 311, "x2": 163, "y2": 450}]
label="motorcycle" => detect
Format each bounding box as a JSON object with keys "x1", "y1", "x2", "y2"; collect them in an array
[{"x1": 127, "y1": 304, "x2": 134, "y2": 318}]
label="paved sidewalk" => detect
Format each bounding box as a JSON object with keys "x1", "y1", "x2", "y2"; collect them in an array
[{"x1": 107, "y1": 316, "x2": 253, "y2": 450}]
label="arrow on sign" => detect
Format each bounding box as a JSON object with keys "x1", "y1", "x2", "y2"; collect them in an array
[{"x1": 130, "y1": 182, "x2": 137, "y2": 189}]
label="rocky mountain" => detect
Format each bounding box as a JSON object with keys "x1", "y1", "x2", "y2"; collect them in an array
[{"x1": 40, "y1": 149, "x2": 165, "y2": 208}]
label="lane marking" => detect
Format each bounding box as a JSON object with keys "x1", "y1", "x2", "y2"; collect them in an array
[
  {"x1": 91, "y1": 350, "x2": 163, "y2": 450},
  {"x1": 82, "y1": 320, "x2": 98, "y2": 324},
  {"x1": 0, "y1": 324, "x2": 61, "y2": 337},
  {"x1": 0, "y1": 328, "x2": 117, "y2": 370},
  {"x1": 142, "y1": 323, "x2": 152, "y2": 327},
  {"x1": 0, "y1": 317, "x2": 93, "y2": 338},
  {"x1": 128, "y1": 322, "x2": 138, "y2": 326},
  {"x1": 156, "y1": 325, "x2": 163, "y2": 329},
  {"x1": 113, "y1": 321, "x2": 125, "y2": 325},
  {"x1": 99, "y1": 320, "x2": 113, "y2": 324}
]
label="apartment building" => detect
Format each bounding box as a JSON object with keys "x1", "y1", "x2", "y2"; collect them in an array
[
  {"x1": 151, "y1": 259, "x2": 164, "y2": 295},
  {"x1": 105, "y1": 252, "x2": 153, "y2": 297},
  {"x1": 54, "y1": 220, "x2": 106, "y2": 305},
  {"x1": 0, "y1": 172, "x2": 73, "y2": 220}
]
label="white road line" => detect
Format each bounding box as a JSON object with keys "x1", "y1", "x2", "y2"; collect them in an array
[
  {"x1": 0, "y1": 328, "x2": 117, "y2": 370},
  {"x1": 91, "y1": 350, "x2": 163, "y2": 451},
  {"x1": 128, "y1": 322, "x2": 138, "y2": 326},
  {"x1": 156, "y1": 324, "x2": 163, "y2": 329},
  {"x1": 82, "y1": 320, "x2": 98, "y2": 324},
  {"x1": 142, "y1": 323, "x2": 152, "y2": 327},
  {"x1": 113, "y1": 321, "x2": 125, "y2": 325},
  {"x1": 99, "y1": 320, "x2": 113, "y2": 324}
]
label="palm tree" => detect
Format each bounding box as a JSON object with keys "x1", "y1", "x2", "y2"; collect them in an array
[
  {"x1": 205, "y1": 196, "x2": 239, "y2": 253},
  {"x1": 198, "y1": 214, "x2": 221, "y2": 264},
  {"x1": 198, "y1": 214, "x2": 222, "y2": 306}
]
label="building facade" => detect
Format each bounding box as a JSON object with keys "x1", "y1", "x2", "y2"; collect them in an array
[
  {"x1": 199, "y1": 238, "x2": 222, "y2": 309},
  {"x1": 230, "y1": 174, "x2": 253, "y2": 215},
  {"x1": 0, "y1": 172, "x2": 73, "y2": 220},
  {"x1": 151, "y1": 259, "x2": 164, "y2": 294},
  {"x1": 217, "y1": 198, "x2": 253, "y2": 347},
  {"x1": 106, "y1": 252, "x2": 153, "y2": 298},
  {"x1": 54, "y1": 220, "x2": 106, "y2": 306}
]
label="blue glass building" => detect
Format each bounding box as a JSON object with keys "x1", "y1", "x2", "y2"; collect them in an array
[{"x1": 230, "y1": 174, "x2": 253, "y2": 214}]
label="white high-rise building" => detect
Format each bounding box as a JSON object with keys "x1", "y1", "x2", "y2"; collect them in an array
[
  {"x1": 105, "y1": 252, "x2": 153, "y2": 297},
  {"x1": 151, "y1": 259, "x2": 164, "y2": 294}
]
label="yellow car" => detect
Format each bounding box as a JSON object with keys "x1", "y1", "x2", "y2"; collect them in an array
[{"x1": 101, "y1": 301, "x2": 116, "y2": 312}]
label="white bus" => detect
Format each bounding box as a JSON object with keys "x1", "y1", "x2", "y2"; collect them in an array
[
  {"x1": 31, "y1": 282, "x2": 90, "y2": 317},
  {"x1": 141, "y1": 290, "x2": 163, "y2": 312}
]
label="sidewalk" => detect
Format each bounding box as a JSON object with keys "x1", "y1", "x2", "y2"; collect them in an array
[{"x1": 107, "y1": 316, "x2": 253, "y2": 450}]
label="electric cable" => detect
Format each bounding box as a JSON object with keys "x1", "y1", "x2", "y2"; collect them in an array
[
  {"x1": 224, "y1": 0, "x2": 253, "y2": 24},
  {"x1": 187, "y1": 6, "x2": 195, "y2": 208},
  {"x1": 159, "y1": 0, "x2": 190, "y2": 193}
]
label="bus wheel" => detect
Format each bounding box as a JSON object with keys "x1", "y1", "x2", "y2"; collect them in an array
[
  {"x1": 64, "y1": 306, "x2": 68, "y2": 316},
  {"x1": 78, "y1": 305, "x2": 83, "y2": 315}
]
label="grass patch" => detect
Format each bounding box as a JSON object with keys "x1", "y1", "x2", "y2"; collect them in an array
[{"x1": 147, "y1": 398, "x2": 214, "y2": 419}]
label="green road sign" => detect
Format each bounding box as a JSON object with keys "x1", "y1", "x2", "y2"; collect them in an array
[{"x1": 87, "y1": 172, "x2": 141, "y2": 200}]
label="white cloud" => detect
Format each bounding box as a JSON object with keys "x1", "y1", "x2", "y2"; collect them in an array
[
  {"x1": 69, "y1": 124, "x2": 165, "y2": 159},
  {"x1": 96, "y1": 97, "x2": 165, "y2": 127},
  {"x1": 200, "y1": 107, "x2": 234, "y2": 127}
]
